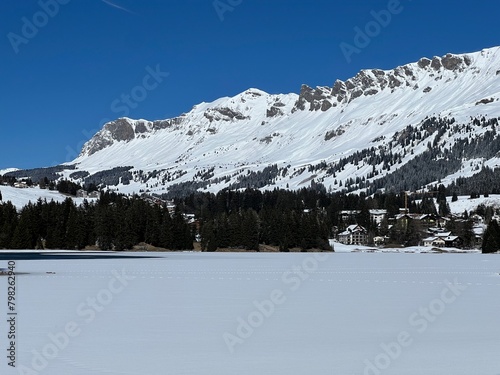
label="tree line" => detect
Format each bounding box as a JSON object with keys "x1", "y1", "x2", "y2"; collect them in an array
[
  {"x1": 1, "y1": 186, "x2": 498, "y2": 253},
  {"x1": 0, "y1": 192, "x2": 193, "y2": 250}
]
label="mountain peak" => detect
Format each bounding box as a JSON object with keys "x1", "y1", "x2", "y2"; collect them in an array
[{"x1": 70, "y1": 46, "x2": 500, "y2": 195}]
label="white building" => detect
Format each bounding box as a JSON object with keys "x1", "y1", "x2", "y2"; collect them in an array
[{"x1": 338, "y1": 225, "x2": 368, "y2": 245}]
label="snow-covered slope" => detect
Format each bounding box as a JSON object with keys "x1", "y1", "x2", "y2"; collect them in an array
[
  {"x1": 0, "y1": 185, "x2": 94, "y2": 210},
  {"x1": 0, "y1": 168, "x2": 19, "y2": 175},
  {"x1": 448, "y1": 194, "x2": 500, "y2": 215},
  {"x1": 16, "y1": 47, "x2": 500, "y2": 195}
]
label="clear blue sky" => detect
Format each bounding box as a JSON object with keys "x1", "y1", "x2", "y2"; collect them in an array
[{"x1": 1, "y1": 0, "x2": 499, "y2": 169}]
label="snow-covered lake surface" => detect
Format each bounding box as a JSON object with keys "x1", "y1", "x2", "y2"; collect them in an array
[{"x1": 1, "y1": 252, "x2": 499, "y2": 375}]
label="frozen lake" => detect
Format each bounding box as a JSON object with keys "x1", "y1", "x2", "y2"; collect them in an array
[{"x1": 1, "y1": 251, "x2": 499, "y2": 375}]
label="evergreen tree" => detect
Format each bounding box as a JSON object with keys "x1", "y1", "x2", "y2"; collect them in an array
[
  {"x1": 145, "y1": 206, "x2": 162, "y2": 246},
  {"x1": 11, "y1": 205, "x2": 38, "y2": 249},
  {"x1": 159, "y1": 210, "x2": 174, "y2": 249},
  {"x1": 65, "y1": 204, "x2": 86, "y2": 250},
  {"x1": 0, "y1": 202, "x2": 17, "y2": 248},
  {"x1": 201, "y1": 221, "x2": 217, "y2": 252},
  {"x1": 94, "y1": 204, "x2": 116, "y2": 250},
  {"x1": 241, "y1": 209, "x2": 260, "y2": 250},
  {"x1": 482, "y1": 220, "x2": 500, "y2": 253},
  {"x1": 438, "y1": 200, "x2": 450, "y2": 217}
]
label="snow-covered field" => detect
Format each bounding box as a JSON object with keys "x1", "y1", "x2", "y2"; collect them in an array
[
  {"x1": 0, "y1": 186, "x2": 95, "y2": 210},
  {"x1": 1, "y1": 252, "x2": 499, "y2": 375},
  {"x1": 448, "y1": 194, "x2": 500, "y2": 215}
]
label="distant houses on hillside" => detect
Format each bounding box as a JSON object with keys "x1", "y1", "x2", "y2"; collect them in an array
[
  {"x1": 76, "y1": 189, "x2": 100, "y2": 199},
  {"x1": 336, "y1": 207, "x2": 484, "y2": 249},
  {"x1": 339, "y1": 209, "x2": 388, "y2": 225},
  {"x1": 13, "y1": 180, "x2": 29, "y2": 188}
]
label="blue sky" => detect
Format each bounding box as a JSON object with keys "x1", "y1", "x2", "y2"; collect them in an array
[{"x1": 1, "y1": 0, "x2": 499, "y2": 169}]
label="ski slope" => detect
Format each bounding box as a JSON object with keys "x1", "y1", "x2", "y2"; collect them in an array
[{"x1": 3, "y1": 252, "x2": 499, "y2": 375}]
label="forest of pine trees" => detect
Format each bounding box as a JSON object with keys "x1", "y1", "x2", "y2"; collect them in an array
[{"x1": 0, "y1": 192, "x2": 193, "y2": 251}]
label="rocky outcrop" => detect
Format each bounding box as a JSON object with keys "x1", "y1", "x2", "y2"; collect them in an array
[
  {"x1": 292, "y1": 85, "x2": 335, "y2": 112},
  {"x1": 105, "y1": 118, "x2": 135, "y2": 142},
  {"x1": 204, "y1": 107, "x2": 249, "y2": 122},
  {"x1": 267, "y1": 106, "x2": 284, "y2": 117},
  {"x1": 308, "y1": 52, "x2": 477, "y2": 107},
  {"x1": 80, "y1": 117, "x2": 187, "y2": 156}
]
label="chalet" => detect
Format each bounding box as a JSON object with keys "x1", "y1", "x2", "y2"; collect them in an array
[
  {"x1": 340, "y1": 210, "x2": 360, "y2": 222},
  {"x1": 76, "y1": 190, "x2": 100, "y2": 199},
  {"x1": 369, "y1": 209, "x2": 387, "y2": 225},
  {"x1": 13, "y1": 182, "x2": 28, "y2": 189},
  {"x1": 394, "y1": 213, "x2": 420, "y2": 221},
  {"x1": 373, "y1": 236, "x2": 386, "y2": 246},
  {"x1": 422, "y1": 236, "x2": 446, "y2": 247},
  {"x1": 88, "y1": 191, "x2": 100, "y2": 199},
  {"x1": 428, "y1": 228, "x2": 451, "y2": 237},
  {"x1": 470, "y1": 214, "x2": 484, "y2": 224},
  {"x1": 419, "y1": 214, "x2": 440, "y2": 229},
  {"x1": 423, "y1": 233, "x2": 462, "y2": 248},
  {"x1": 443, "y1": 236, "x2": 463, "y2": 248},
  {"x1": 76, "y1": 189, "x2": 88, "y2": 198},
  {"x1": 422, "y1": 237, "x2": 436, "y2": 247},
  {"x1": 338, "y1": 225, "x2": 368, "y2": 245},
  {"x1": 432, "y1": 237, "x2": 445, "y2": 247}
]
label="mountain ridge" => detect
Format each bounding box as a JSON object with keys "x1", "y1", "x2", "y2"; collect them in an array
[{"x1": 6, "y1": 46, "x2": 500, "y2": 197}]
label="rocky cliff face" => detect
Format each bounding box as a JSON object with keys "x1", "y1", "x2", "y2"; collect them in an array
[
  {"x1": 82, "y1": 117, "x2": 184, "y2": 156},
  {"x1": 81, "y1": 49, "x2": 492, "y2": 157},
  {"x1": 291, "y1": 52, "x2": 476, "y2": 112}
]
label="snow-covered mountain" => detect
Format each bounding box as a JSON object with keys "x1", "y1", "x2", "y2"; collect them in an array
[{"x1": 10, "y1": 47, "x2": 500, "y2": 196}]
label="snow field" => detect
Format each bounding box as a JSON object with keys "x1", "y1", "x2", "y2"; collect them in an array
[
  {"x1": 0, "y1": 185, "x2": 95, "y2": 210},
  {"x1": 1, "y1": 252, "x2": 499, "y2": 375}
]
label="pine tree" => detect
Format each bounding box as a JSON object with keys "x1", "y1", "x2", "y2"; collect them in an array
[
  {"x1": 170, "y1": 207, "x2": 193, "y2": 250},
  {"x1": 94, "y1": 204, "x2": 116, "y2": 250},
  {"x1": 64, "y1": 202, "x2": 83, "y2": 250},
  {"x1": 482, "y1": 220, "x2": 500, "y2": 253},
  {"x1": 145, "y1": 206, "x2": 162, "y2": 246},
  {"x1": 0, "y1": 202, "x2": 17, "y2": 249},
  {"x1": 11, "y1": 206, "x2": 38, "y2": 249},
  {"x1": 438, "y1": 200, "x2": 450, "y2": 217},
  {"x1": 159, "y1": 210, "x2": 173, "y2": 249},
  {"x1": 201, "y1": 221, "x2": 217, "y2": 252},
  {"x1": 241, "y1": 209, "x2": 260, "y2": 250}
]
